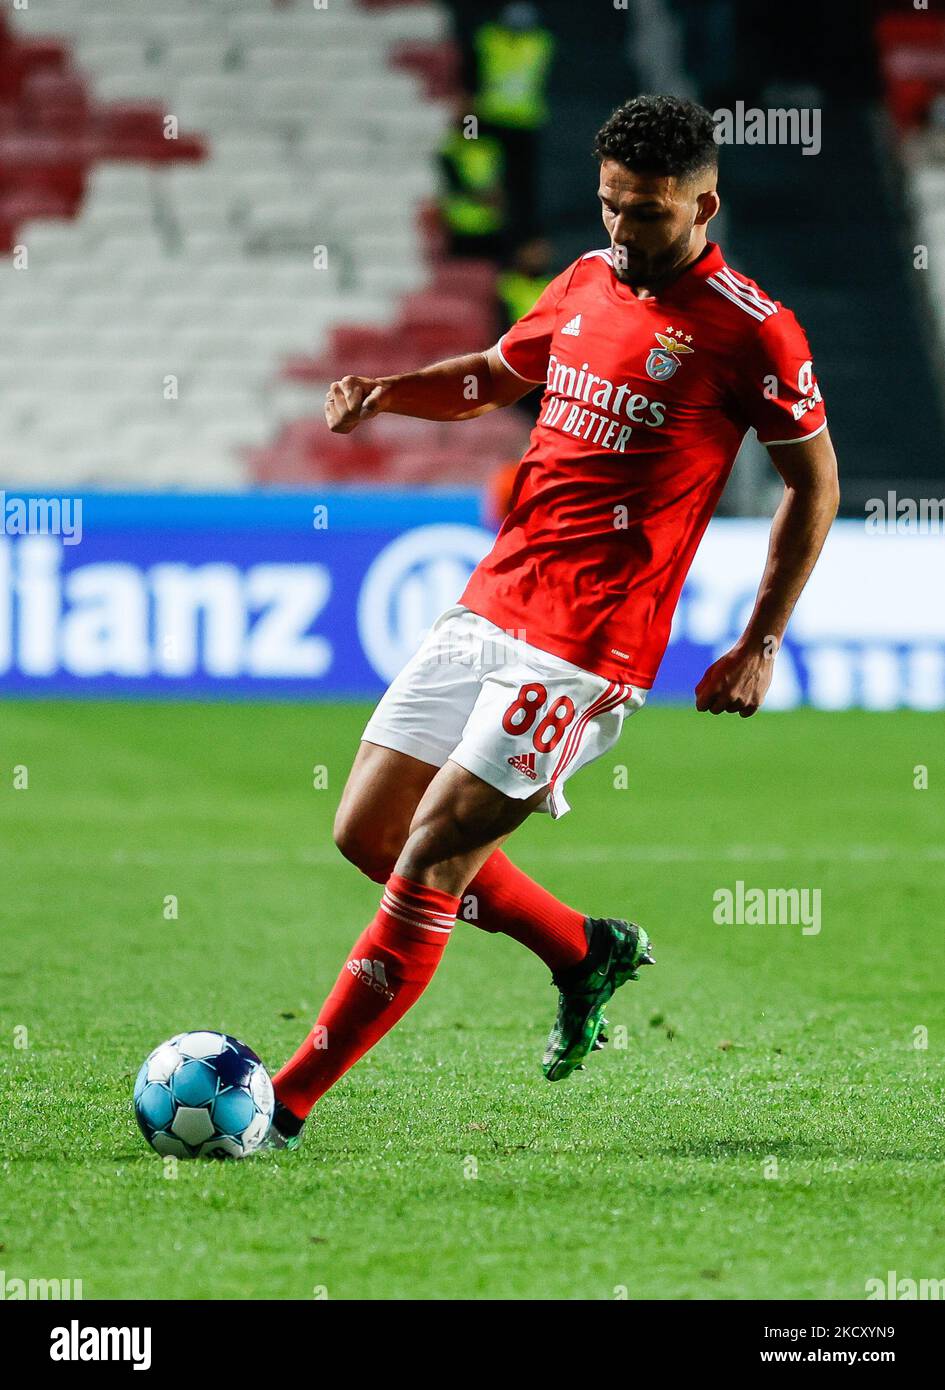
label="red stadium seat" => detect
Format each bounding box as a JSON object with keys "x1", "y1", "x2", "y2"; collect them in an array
[
  {"x1": 390, "y1": 41, "x2": 461, "y2": 100},
  {"x1": 431, "y1": 259, "x2": 499, "y2": 301},
  {"x1": 0, "y1": 21, "x2": 206, "y2": 251},
  {"x1": 875, "y1": 12, "x2": 945, "y2": 128},
  {"x1": 0, "y1": 2, "x2": 506, "y2": 491},
  {"x1": 21, "y1": 70, "x2": 91, "y2": 133}
]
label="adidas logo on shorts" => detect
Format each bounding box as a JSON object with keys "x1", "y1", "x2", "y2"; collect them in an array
[
  {"x1": 346, "y1": 956, "x2": 395, "y2": 1000},
  {"x1": 507, "y1": 751, "x2": 538, "y2": 780}
]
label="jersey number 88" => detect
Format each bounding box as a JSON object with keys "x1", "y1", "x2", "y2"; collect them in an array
[{"x1": 501, "y1": 682, "x2": 576, "y2": 753}]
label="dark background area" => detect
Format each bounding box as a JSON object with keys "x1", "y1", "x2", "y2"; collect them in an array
[{"x1": 446, "y1": 0, "x2": 945, "y2": 513}]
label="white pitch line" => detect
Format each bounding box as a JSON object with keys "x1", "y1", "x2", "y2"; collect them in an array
[{"x1": 0, "y1": 845, "x2": 942, "y2": 868}]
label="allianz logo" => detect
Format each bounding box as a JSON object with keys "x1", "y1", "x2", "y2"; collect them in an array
[
  {"x1": 0, "y1": 523, "x2": 494, "y2": 684},
  {"x1": 0, "y1": 534, "x2": 332, "y2": 679},
  {"x1": 672, "y1": 531, "x2": 945, "y2": 711},
  {"x1": 357, "y1": 522, "x2": 494, "y2": 682}
]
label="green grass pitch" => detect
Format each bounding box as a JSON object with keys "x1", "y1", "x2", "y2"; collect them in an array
[{"x1": 1, "y1": 700, "x2": 942, "y2": 1301}]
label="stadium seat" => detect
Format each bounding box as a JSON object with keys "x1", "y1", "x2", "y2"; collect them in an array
[{"x1": 0, "y1": 0, "x2": 502, "y2": 489}]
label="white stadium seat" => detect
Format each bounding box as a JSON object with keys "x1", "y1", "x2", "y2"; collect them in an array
[{"x1": 0, "y1": 0, "x2": 457, "y2": 490}]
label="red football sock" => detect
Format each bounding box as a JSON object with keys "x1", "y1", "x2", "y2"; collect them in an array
[
  {"x1": 466, "y1": 850, "x2": 588, "y2": 972},
  {"x1": 274, "y1": 873, "x2": 458, "y2": 1120}
]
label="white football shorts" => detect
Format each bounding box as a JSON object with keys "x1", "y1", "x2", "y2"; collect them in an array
[{"x1": 362, "y1": 605, "x2": 646, "y2": 819}]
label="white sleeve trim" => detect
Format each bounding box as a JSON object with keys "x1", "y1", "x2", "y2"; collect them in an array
[
  {"x1": 494, "y1": 336, "x2": 547, "y2": 384},
  {"x1": 760, "y1": 418, "x2": 828, "y2": 447}
]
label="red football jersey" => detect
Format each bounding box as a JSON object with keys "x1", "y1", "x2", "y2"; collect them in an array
[{"x1": 460, "y1": 241, "x2": 827, "y2": 687}]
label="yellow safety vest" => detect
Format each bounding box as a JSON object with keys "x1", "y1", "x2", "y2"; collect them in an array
[
  {"x1": 498, "y1": 270, "x2": 551, "y2": 323},
  {"x1": 441, "y1": 130, "x2": 505, "y2": 236},
  {"x1": 474, "y1": 24, "x2": 554, "y2": 130}
]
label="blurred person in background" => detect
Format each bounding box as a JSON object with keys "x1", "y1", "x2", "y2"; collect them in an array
[
  {"x1": 472, "y1": 1, "x2": 555, "y2": 244},
  {"x1": 439, "y1": 95, "x2": 508, "y2": 259},
  {"x1": 497, "y1": 235, "x2": 554, "y2": 430},
  {"x1": 497, "y1": 234, "x2": 553, "y2": 330}
]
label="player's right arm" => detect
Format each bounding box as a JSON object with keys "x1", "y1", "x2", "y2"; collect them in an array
[
  {"x1": 324, "y1": 346, "x2": 536, "y2": 433},
  {"x1": 325, "y1": 262, "x2": 574, "y2": 434},
  {"x1": 695, "y1": 306, "x2": 836, "y2": 717}
]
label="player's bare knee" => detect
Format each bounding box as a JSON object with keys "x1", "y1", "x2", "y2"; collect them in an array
[{"x1": 332, "y1": 811, "x2": 396, "y2": 884}]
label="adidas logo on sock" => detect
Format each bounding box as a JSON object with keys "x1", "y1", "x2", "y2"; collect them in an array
[
  {"x1": 507, "y1": 751, "x2": 538, "y2": 780},
  {"x1": 346, "y1": 956, "x2": 395, "y2": 1000},
  {"x1": 561, "y1": 313, "x2": 582, "y2": 336}
]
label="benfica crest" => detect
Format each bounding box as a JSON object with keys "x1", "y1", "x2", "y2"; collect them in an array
[{"x1": 645, "y1": 329, "x2": 694, "y2": 381}]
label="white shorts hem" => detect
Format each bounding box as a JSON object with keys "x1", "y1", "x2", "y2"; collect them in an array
[
  {"x1": 448, "y1": 748, "x2": 569, "y2": 819},
  {"x1": 361, "y1": 723, "x2": 451, "y2": 769}
]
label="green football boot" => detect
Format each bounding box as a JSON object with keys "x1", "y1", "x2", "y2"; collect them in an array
[{"x1": 542, "y1": 917, "x2": 654, "y2": 1081}]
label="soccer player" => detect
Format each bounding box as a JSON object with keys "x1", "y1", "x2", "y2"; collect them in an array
[{"x1": 267, "y1": 95, "x2": 839, "y2": 1148}]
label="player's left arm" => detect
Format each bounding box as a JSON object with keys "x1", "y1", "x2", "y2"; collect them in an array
[{"x1": 695, "y1": 426, "x2": 840, "y2": 716}]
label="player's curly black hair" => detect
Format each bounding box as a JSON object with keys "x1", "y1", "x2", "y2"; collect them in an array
[{"x1": 593, "y1": 95, "x2": 718, "y2": 179}]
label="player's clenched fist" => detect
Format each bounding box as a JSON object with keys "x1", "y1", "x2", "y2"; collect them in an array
[
  {"x1": 695, "y1": 642, "x2": 775, "y2": 717},
  {"x1": 324, "y1": 375, "x2": 387, "y2": 433}
]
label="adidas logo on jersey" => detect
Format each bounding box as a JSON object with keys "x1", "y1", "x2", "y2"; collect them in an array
[
  {"x1": 560, "y1": 313, "x2": 582, "y2": 336},
  {"x1": 507, "y1": 751, "x2": 538, "y2": 780},
  {"x1": 346, "y1": 956, "x2": 394, "y2": 1000}
]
